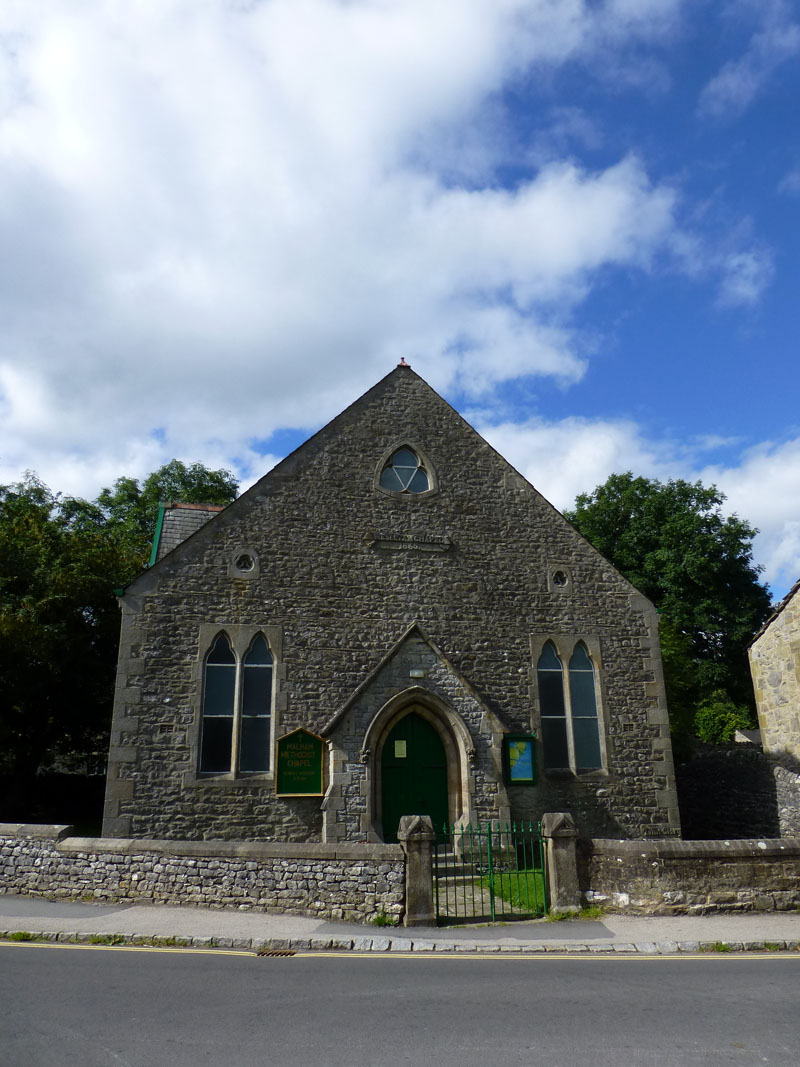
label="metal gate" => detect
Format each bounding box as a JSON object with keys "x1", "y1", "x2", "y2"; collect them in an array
[{"x1": 433, "y1": 821, "x2": 547, "y2": 924}]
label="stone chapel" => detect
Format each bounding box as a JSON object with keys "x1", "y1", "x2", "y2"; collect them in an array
[{"x1": 103, "y1": 363, "x2": 680, "y2": 843}]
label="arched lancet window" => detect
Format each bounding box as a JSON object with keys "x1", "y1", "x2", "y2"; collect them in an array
[
  {"x1": 239, "y1": 635, "x2": 273, "y2": 773},
  {"x1": 199, "y1": 632, "x2": 274, "y2": 775},
  {"x1": 379, "y1": 447, "x2": 429, "y2": 494},
  {"x1": 568, "y1": 643, "x2": 602, "y2": 771},
  {"x1": 200, "y1": 633, "x2": 236, "y2": 772},
  {"x1": 537, "y1": 640, "x2": 604, "y2": 774},
  {"x1": 538, "y1": 642, "x2": 568, "y2": 771}
]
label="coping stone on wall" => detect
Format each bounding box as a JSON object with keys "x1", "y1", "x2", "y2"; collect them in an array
[
  {"x1": 0, "y1": 823, "x2": 74, "y2": 841},
  {"x1": 48, "y1": 836, "x2": 402, "y2": 862},
  {"x1": 588, "y1": 837, "x2": 800, "y2": 860}
]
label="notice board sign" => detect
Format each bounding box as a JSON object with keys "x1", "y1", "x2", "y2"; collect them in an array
[
  {"x1": 275, "y1": 728, "x2": 325, "y2": 796},
  {"x1": 503, "y1": 734, "x2": 537, "y2": 786}
]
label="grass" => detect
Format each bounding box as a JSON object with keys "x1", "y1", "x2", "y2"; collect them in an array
[
  {"x1": 6, "y1": 931, "x2": 35, "y2": 941},
  {"x1": 700, "y1": 941, "x2": 732, "y2": 953},
  {"x1": 478, "y1": 870, "x2": 547, "y2": 913},
  {"x1": 546, "y1": 905, "x2": 605, "y2": 922},
  {"x1": 371, "y1": 908, "x2": 398, "y2": 927}
]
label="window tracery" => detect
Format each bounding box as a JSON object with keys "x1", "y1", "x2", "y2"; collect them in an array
[
  {"x1": 379, "y1": 447, "x2": 430, "y2": 494},
  {"x1": 537, "y1": 639, "x2": 603, "y2": 773},
  {"x1": 200, "y1": 631, "x2": 274, "y2": 774}
]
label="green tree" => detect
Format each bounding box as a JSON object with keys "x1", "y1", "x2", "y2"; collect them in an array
[
  {"x1": 0, "y1": 475, "x2": 133, "y2": 807},
  {"x1": 694, "y1": 690, "x2": 752, "y2": 745},
  {"x1": 67, "y1": 459, "x2": 239, "y2": 571},
  {"x1": 0, "y1": 462, "x2": 238, "y2": 807},
  {"x1": 565, "y1": 473, "x2": 772, "y2": 737}
]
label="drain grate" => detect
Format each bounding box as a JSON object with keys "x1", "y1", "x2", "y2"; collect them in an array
[{"x1": 257, "y1": 949, "x2": 296, "y2": 957}]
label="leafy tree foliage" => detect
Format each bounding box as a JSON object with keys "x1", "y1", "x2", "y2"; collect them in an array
[
  {"x1": 565, "y1": 473, "x2": 772, "y2": 740},
  {"x1": 694, "y1": 691, "x2": 752, "y2": 745},
  {"x1": 65, "y1": 459, "x2": 239, "y2": 570},
  {"x1": 0, "y1": 463, "x2": 238, "y2": 805},
  {"x1": 0, "y1": 475, "x2": 132, "y2": 801}
]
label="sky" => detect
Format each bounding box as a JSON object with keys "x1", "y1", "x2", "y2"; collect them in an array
[{"x1": 1, "y1": 0, "x2": 798, "y2": 598}]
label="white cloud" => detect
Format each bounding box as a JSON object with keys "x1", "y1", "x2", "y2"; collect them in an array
[
  {"x1": 778, "y1": 169, "x2": 800, "y2": 195},
  {"x1": 717, "y1": 248, "x2": 775, "y2": 306},
  {"x1": 476, "y1": 412, "x2": 800, "y2": 599},
  {"x1": 698, "y1": 0, "x2": 800, "y2": 119},
  {"x1": 702, "y1": 439, "x2": 800, "y2": 599},
  {"x1": 0, "y1": 0, "x2": 690, "y2": 497},
  {"x1": 476, "y1": 413, "x2": 675, "y2": 510}
]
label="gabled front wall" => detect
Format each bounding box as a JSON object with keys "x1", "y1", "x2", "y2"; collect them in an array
[{"x1": 104, "y1": 368, "x2": 679, "y2": 841}]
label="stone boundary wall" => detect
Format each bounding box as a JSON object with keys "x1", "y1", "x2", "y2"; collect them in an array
[
  {"x1": 7, "y1": 824, "x2": 800, "y2": 920},
  {"x1": 581, "y1": 837, "x2": 800, "y2": 914},
  {"x1": 0, "y1": 825, "x2": 405, "y2": 924},
  {"x1": 675, "y1": 743, "x2": 800, "y2": 839}
]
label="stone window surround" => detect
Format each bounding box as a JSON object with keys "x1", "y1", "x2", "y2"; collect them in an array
[
  {"x1": 528, "y1": 633, "x2": 610, "y2": 779},
  {"x1": 547, "y1": 563, "x2": 573, "y2": 594},
  {"x1": 374, "y1": 441, "x2": 438, "y2": 500},
  {"x1": 227, "y1": 547, "x2": 261, "y2": 579},
  {"x1": 362, "y1": 689, "x2": 475, "y2": 841},
  {"x1": 322, "y1": 686, "x2": 490, "y2": 844},
  {"x1": 183, "y1": 623, "x2": 284, "y2": 789}
]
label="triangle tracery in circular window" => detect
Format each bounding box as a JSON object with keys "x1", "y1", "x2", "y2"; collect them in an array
[{"x1": 379, "y1": 447, "x2": 430, "y2": 494}]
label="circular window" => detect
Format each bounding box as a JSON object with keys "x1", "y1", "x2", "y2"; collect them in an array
[
  {"x1": 235, "y1": 553, "x2": 255, "y2": 572},
  {"x1": 379, "y1": 447, "x2": 430, "y2": 494},
  {"x1": 551, "y1": 569, "x2": 568, "y2": 587}
]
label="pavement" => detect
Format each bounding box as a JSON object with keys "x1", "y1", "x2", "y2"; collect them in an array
[{"x1": 2, "y1": 893, "x2": 800, "y2": 954}]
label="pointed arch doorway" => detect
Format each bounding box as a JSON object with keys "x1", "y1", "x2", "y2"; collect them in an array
[{"x1": 380, "y1": 709, "x2": 449, "y2": 843}]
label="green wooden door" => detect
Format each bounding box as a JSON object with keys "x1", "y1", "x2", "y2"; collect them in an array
[{"x1": 381, "y1": 711, "x2": 449, "y2": 843}]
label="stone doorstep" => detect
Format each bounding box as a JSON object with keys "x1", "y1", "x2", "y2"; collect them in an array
[{"x1": 2, "y1": 930, "x2": 799, "y2": 954}]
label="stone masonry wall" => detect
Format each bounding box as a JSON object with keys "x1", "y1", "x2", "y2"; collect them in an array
[
  {"x1": 676, "y1": 743, "x2": 800, "y2": 839},
  {"x1": 749, "y1": 585, "x2": 800, "y2": 762},
  {"x1": 7, "y1": 825, "x2": 800, "y2": 922},
  {"x1": 0, "y1": 825, "x2": 404, "y2": 923},
  {"x1": 580, "y1": 837, "x2": 800, "y2": 914},
  {"x1": 105, "y1": 368, "x2": 678, "y2": 842}
]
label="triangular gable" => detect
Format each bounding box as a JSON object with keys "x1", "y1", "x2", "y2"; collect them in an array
[
  {"x1": 121, "y1": 362, "x2": 655, "y2": 609},
  {"x1": 320, "y1": 622, "x2": 496, "y2": 738}
]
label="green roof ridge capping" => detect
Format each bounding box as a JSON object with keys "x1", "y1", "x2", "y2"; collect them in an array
[{"x1": 148, "y1": 503, "x2": 167, "y2": 568}]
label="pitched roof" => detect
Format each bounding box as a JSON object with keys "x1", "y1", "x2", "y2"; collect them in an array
[{"x1": 149, "y1": 502, "x2": 225, "y2": 565}]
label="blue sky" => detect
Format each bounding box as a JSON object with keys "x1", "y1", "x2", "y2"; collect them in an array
[{"x1": 1, "y1": 1, "x2": 798, "y2": 596}]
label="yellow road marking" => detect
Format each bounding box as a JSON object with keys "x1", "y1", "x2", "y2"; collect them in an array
[
  {"x1": 0, "y1": 940, "x2": 253, "y2": 957},
  {"x1": 293, "y1": 951, "x2": 800, "y2": 961}
]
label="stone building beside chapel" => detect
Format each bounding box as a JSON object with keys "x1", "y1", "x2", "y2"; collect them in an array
[
  {"x1": 750, "y1": 580, "x2": 800, "y2": 762},
  {"x1": 103, "y1": 364, "x2": 680, "y2": 843}
]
